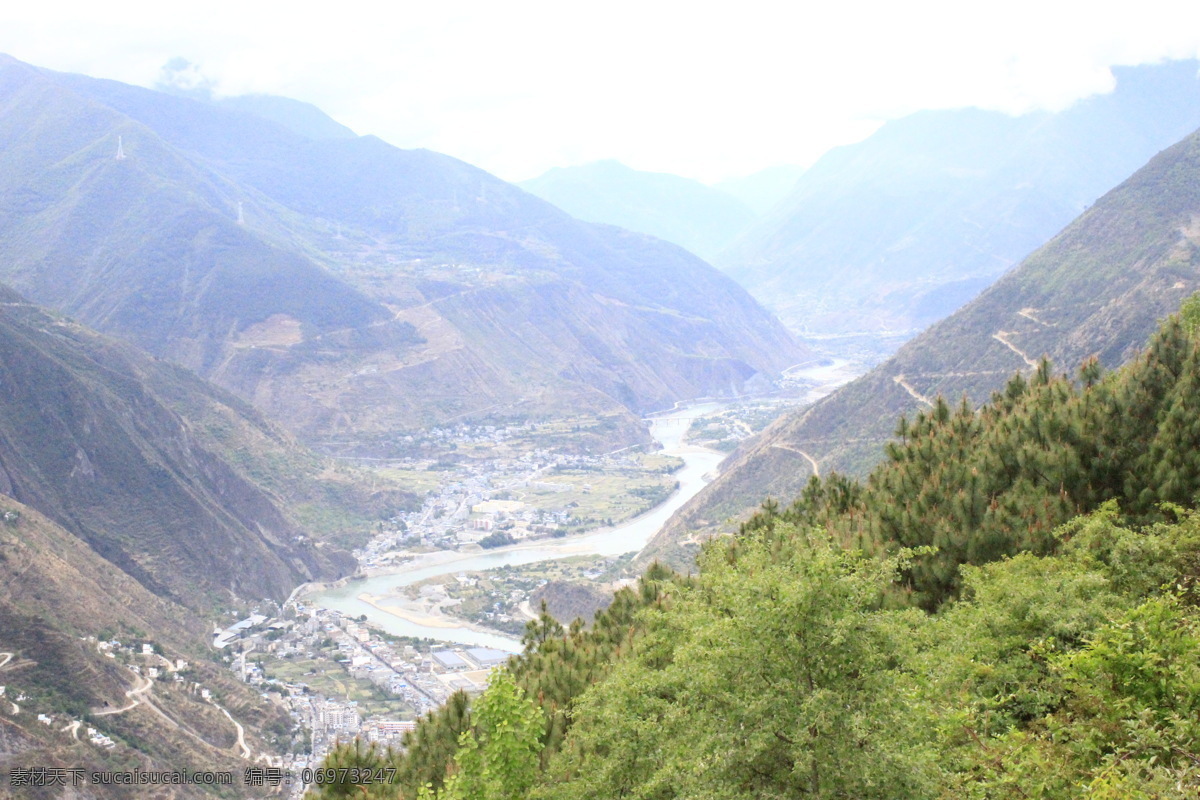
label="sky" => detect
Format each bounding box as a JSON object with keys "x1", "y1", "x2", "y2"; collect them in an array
[{"x1": 3, "y1": 1, "x2": 1200, "y2": 184}]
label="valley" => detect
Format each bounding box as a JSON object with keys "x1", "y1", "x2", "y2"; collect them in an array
[
  {"x1": 192, "y1": 357, "x2": 862, "y2": 792},
  {"x1": 2, "y1": 29, "x2": 1200, "y2": 798},
  {"x1": 202, "y1": 403, "x2": 724, "y2": 792}
]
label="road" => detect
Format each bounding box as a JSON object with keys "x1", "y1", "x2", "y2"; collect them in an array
[
  {"x1": 1017, "y1": 307, "x2": 1055, "y2": 327},
  {"x1": 92, "y1": 673, "x2": 153, "y2": 716},
  {"x1": 992, "y1": 331, "x2": 1039, "y2": 369},
  {"x1": 95, "y1": 669, "x2": 254, "y2": 758},
  {"x1": 770, "y1": 444, "x2": 820, "y2": 478},
  {"x1": 213, "y1": 703, "x2": 251, "y2": 759},
  {"x1": 892, "y1": 374, "x2": 934, "y2": 407}
]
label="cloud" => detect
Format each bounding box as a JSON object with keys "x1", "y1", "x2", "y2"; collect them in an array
[
  {"x1": 2, "y1": 0, "x2": 1199, "y2": 182},
  {"x1": 154, "y1": 57, "x2": 216, "y2": 100}
]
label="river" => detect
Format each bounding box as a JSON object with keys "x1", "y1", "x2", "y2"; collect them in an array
[
  {"x1": 307, "y1": 356, "x2": 861, "y2": 652},
  {"x1": 307, "y1": 402, "x2": 726, "y2": 652}
]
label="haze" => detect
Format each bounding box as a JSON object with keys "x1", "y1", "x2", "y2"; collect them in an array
[{"x1": 3, "y1": 0, "x2": 1199, "y2": 182}]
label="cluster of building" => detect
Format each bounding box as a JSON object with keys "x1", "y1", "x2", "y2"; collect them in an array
[
  {"x1": 204, "y1": 423, "x2": 664, "y2": 790},
  {"x1": 1, "y1": 636, "x2": 206, "y2": 757},
  {"x1": 216, "y1": 601, "x2": 513, "y2": 773},
  {"x1": 325, "y1": 419, "x2": 541, "y2": 461},
  {"x1": 356, "y1": 446, "x2": 653, "y2": 566}
]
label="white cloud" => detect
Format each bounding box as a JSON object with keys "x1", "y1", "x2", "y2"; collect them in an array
[{"x1": 2, "y1": 0, "x2": 1199, "y2": 182}]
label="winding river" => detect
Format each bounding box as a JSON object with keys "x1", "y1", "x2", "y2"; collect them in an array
[{"x1": 308, "y1": 403, "x2": 726, "y2": 652}]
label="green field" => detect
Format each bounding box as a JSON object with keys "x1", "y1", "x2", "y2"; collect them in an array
[
  {"x1": 514, "y1": 467, "x2": 675, "y2": 528},
  {"x1": 263, "y1": 654, "x2": 413, "y2": 718},
  {"x1": 372, "y1": 467, "x2": 446, "y2": 495}
]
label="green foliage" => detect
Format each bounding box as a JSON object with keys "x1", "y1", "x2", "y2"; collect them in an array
[
  {"x1": 319, "y1": 509, "x2": 1200, "y2": 799},
  {"x1": 742, "y1": 310, "x2": 1200, "y2": 607},
  {"x1": 539, "y1": 528, "x2": 941, "y2": 799},
  {"x1": 423, "y1": 670, "x2": 544, "y2": 800},
  {"x1": 304, "y1": 739, "x2": 393, "y2": 799},
  {"x1": 478, "y1": 530, "x2": 516, "y2": 549},
  {"x1": 959, "y1": 593, "x2": 1200, "y2": 798},
  {"x1": 1180, "y1": 291, "x2": 1200, "y2": 334}
]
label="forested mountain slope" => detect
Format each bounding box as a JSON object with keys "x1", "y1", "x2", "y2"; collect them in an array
[
  {"x1": 647, "y1": 119, "x2": 1200, "y2": 565},
  {"x1": 312, "y1": 298, "x2": 1200, "y2": 799},
  {"x1": 0, "y1": 54, "x2": 803, "y2": 451}
]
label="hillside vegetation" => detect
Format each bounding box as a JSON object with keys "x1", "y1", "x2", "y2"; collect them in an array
[{"x1": 307, "y1": 298, "x2": 1200, "y2": 799}]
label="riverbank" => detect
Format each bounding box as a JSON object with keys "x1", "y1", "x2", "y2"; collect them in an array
[{"x1": 305, "y1": 402, "x2": 727, "y2": 649}]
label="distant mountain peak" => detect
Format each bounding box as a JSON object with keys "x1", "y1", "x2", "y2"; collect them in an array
[
  {"x1": 521, "y1": 161, "x2": 756, "y2": 261},
  {"x1": 721, "y1": 58, "x2": 1200, "y2": 338}
]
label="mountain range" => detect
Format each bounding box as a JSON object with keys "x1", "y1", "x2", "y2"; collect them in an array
[
  {"x1": 645, "y1": 116, "x2": 1200, "y2": 567},
  {"x1": 11, "y1": 48, "x2": 1200, "y2": 794},
  {"x1": 0, "y1": 54, "x2": 804, "y2": 455},
  {"x1": 719, "y1": 60, "x2": 1200, "y2": 338},
  {"x1": 0, "y1": 279, "x2": 416, "y2": 793},
  {"x1": 0, "y1": 53, "x2": 809, "y2": 787},
  {"x1": 519, "y1": 160, "x2": 758, "y2": 262}
]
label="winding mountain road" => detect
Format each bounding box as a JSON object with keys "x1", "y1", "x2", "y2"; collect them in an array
[
  {"x1": 214, "y1": 703, "x2": 251, "y2": 759},
  {"x1": 1017, "y1": 307, "x2": 1055, "y2": 327},
  {"x1": 770, "y1": 444, "x2": 821, "y2": 477},
  {"x1": 92, "y1": 673, "x2": 153, "y2": 717}
]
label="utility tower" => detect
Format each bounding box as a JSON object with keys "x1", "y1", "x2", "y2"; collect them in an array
[
  {"x1": 237, "y1": 201, "x2": 245, "y2": 225},
  {"x1": 115, "y1": 136, "x2": 127, "y2": 160}
]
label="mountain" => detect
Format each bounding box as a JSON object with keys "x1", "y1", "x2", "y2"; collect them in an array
[
  {"x1": 215, "y1": 93, "x2": 358, "y2": 140},
  {"x1": 0, "y1": 284, "x2": 411, "y2": 794},
  {"x1": 0, "y1": 284, "x2": 356, "y2": 606},
  {"x1": 645, "y1": 120, "x2": 1200, "y2": 567},
  {"x1": 713, "y1": 164, "x2": 806, "y2": 215},
  {"x1": 721, "y1": 60, "x2": 1200, "y2": 338},
  {"x1": 520, "y1": 160, "x2": 757, "y2": 262},
  {"x1": 0, "y1": 498, "x2": 295, "y2": 799},
  {"x1": 319, "y1": 301, "x2": 1200, "y2": 797},
  {"x1": 0, "y1": 54, "x2": 804, "y2": 454}
]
